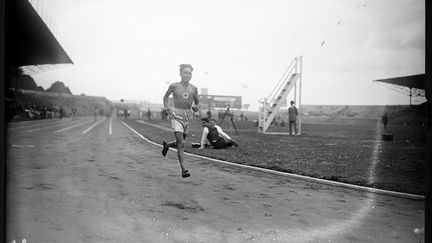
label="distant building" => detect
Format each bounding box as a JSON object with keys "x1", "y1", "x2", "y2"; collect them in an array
[
  {"x1": 167, "y1": 93, "x2": 242, "y2": 109},
  {"x1": 199, "y1": 95, "x2": 242, "y2": 109}
]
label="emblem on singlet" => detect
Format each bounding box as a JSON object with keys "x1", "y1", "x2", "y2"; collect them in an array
[{"x1": 183, "y1": 93, "x2": 189, "y2": 99}]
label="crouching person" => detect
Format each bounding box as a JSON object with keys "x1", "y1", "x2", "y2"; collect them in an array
[{"x1": 198, "y1": 118, "x2": 239, "y2": 149}]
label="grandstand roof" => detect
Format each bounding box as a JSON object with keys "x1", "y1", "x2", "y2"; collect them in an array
[
  {"x1": 6, "y1": 0, "x2": 73, "y2": 69},
  {"x1": 374, "y1": 74, "x2": 425, "y2": 90}
]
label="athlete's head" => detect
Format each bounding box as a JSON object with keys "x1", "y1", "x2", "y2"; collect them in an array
[
  {"x1": 201, "y1": 117, "x2": 211, "y2": 127},
  {"x1": 179, "y1": 64, "x2": 193, "y2": 83},
  {"x1": 210, "y1": 119, "x2": 217, "y2": 126}
]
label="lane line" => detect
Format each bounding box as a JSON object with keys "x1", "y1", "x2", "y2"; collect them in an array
[
  {"x1": 9, "y1": 116, "x2": 95, "y2": 131},
  {"x1": 25, "y1": 128, "x2": 41, "y2": 133},
  {"x1": 135, "y1": 120, "x2": 172, "y2": 132},
  {"x1": 8, "y1": 119, "x2": 54, "y2": 124},
  {"x1": 82, "y1": 118, "x2": 106, "y2": 134},
  {"x1": 10, "y1": 145, "x2": 35, "y2": 148},
  {"x1": 8, "y1": 120, "x2": 65, "y2": 131},
  {"x1": 24, "y1": 121, "x2": 85, "y2": 133},
  {"x1": 54, "y1": 120, "x2": 92, "y2": 133},
  {"x1": 9, "y1": 124, "x2": 46, "y2": 131},
  {"x1": 109, "y1": 117, "x2": 112, "y2": 135},
  {"x1": 120, "y1": 120, "x2": 424, "y2": 200}
]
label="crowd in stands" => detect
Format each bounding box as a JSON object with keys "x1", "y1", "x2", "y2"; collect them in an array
[{"x1": 6, "y1": 89, "x2": 113, "y2": 122}]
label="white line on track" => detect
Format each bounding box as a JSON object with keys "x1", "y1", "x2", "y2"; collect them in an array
[
  {"x1": 121, "y1": 120, "x2": 424, "y2": 200},
  {"x1": 82, "y1": 118, "x2": 106, "y2": 134},
  {"x1": 8, "y1": 121, "x2": 64, "y2": 131},
  {"x1": 25, "y1": 128, "x2": 41, "y2": 133},
  {"x1": 24, "y1": 121, "x2": 84, "y2": 133},
  {"x1": 54, "y1": 120, "x2": 92, "y2": 133},
  {"x1": 25, "y1": 121, "x2": 81, "y2": 132},
  {"x1": 10, "y1": 144, "x2": 35, "y2": 148},
  {"x1": 8, "y1": 119, "x2": 50, "y2": 124},
  {"x1": 109, "y1": 118, "x2": 112, "y2": 135},
  {"x1": 135, "y1": 120, "x2": 172, "y2": 132},
  {"x1": 9, "y1": 124, "x2": 44, "y2": 131}
]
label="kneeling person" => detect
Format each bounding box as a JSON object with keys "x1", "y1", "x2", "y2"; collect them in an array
[{"x1": 198, "y1": 118, "x2": 238, "y2": 149}]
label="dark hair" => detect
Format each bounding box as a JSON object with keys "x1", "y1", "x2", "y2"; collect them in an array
[
  {"x1": 201, "y1": 117, "x2": 210, "y2": 122},
  {"x1": 179, "y1": 64, "x2": 193, "y2": 71}
]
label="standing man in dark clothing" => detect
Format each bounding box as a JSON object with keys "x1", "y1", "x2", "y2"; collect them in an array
[
  {"x1": 123, "y1": 108, "x2": 128, "y2": 120},
  {"x1": 94, "y1": 107, "x2": 98, "y2": 121},
  {"x1": 147, "y1": 108, "x2": 152, "y2": 121},
  {"x1": 288, "y1": 100, "x2": 298, "y2": 135},
  {"x1": 160, "y1": 108, "x2": 168, "y2": 122},
  {"x1": 382, "y1": 113, "x2": 388, "y2": 130},
  {"x1": 59, "y1": 106, "x2": 63, "y2": 120},
  {"x1": 44, "y1": 106, "x2": 48, "y2": 119}
]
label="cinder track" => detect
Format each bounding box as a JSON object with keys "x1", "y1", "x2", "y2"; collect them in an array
[{"x1": 6, "y1": 117, "x2": 424, "y2": 242}]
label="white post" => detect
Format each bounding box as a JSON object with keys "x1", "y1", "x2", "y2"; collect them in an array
[
  {"x1": 298, "y1": 56, "x2": 303, "y2": 135},
  {"x1": 258, "y1": 101, "x2": 262, "y2": 133},
  {"x1": 293, "y1": 57, "x2": 298, "y2": 135},
  {"x1": 262, "y1": 99, "x2": 268, "y2": 133},
  {"x1": 294, "y1": 57, "x2": 297, "y2": 106}
]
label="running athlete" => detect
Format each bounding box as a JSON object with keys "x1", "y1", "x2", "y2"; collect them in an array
[{"x1": 161, "y1": 64, "x2": 200, "y2": 178}]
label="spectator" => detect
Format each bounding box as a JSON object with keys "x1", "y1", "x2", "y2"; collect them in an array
[
  {"x1": 123, "y1": 108, "x2": 128, "y2": 120},
  {"x1": 147, "y1": 108, "x2": 152, "y2": 121},
  {"x1": 59, "y1": 106, "x2": 63, "y2": 120},
  {"x1": 382, "y1": 113, "x2": 388, "y2": 130},
  {"x1": 94, "y1": 107, "x2": 98, "y2": 121},
  {"x1": 44, "y1": 106, "x2": 48, "y2": 119},
  {"x1": 72, "y1": 107, "x2": 78, "y2": 120},
  {"x1": 195, "y1": 118, "x2": 239, "y2": 149},
  {"x1": 161, "y1": 108, "x2": 169, "y2": 122},
  {"x1": 288, "y1": 100, "x2": 298, "y2": 135},
  {"x1": 218, "y1": 110, "x2": 224, "y2": 123}
]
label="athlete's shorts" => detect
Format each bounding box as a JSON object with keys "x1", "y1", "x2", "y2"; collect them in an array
[
  {"x1": 171, "y1": 119, "x2": 189, "y2": 134},
  {"x1": 170, "y1": 108, "x2": 193, "y2": 134}
]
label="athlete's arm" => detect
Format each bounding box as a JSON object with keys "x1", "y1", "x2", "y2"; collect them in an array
[
  {"x1": 192, "y1": 85, "x2": 200, "y2": 112},
  {"x1": 216, "y1": 125, "x2": 232, "y2": 140},
  {"x1": 163, "y1": 84, "x2": 175, "y2": 110},
  {"x1": 199, "y1": 127, "x2": 209, "y2": 149}
]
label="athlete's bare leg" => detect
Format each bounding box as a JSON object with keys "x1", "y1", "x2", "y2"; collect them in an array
[
  {"x1": 161, "y1": 139, "x2": 176, "y2": 157},
  {"x1": 174, "y1": 132, "x2": 190, "y2": 177},
  {"x1": 161, "y1": 132, "x2": 189, "y2": 177},
  {"x1": 162, "y1": 134, "x2": 188, "y2": 153},
  {"x1": 166, "y1": 140, "x2": 177, "y2": 147}
]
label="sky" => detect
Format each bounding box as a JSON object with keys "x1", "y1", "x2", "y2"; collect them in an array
[{"x1": 29, "y1": 0, "x2": 425, "y2": 110}]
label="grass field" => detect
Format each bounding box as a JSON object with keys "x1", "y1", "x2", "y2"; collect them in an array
[{"x1": 125, "y1": 117, "x2": 426, "y2": 195}]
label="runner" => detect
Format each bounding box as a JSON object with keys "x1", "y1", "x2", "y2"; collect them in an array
[
  {"x1": 94, "y1": 107, "x2": 98, "y2": 121},
  {"x1": 161, "y1": 64, "x2": 200, "y2": 178}
]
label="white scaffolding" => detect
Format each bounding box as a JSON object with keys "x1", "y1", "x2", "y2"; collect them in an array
[{"x1": 258, "y1": 56, "x2": 303, "y2": 135}]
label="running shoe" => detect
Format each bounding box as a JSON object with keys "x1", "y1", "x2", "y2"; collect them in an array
[{"x1": 162, "y1": 140, "x2": 169, "y2": 156}]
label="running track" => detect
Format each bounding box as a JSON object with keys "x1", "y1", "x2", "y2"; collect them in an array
[{"x1": 6, "y1": 117, "x2": 424, "y2": 242}]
